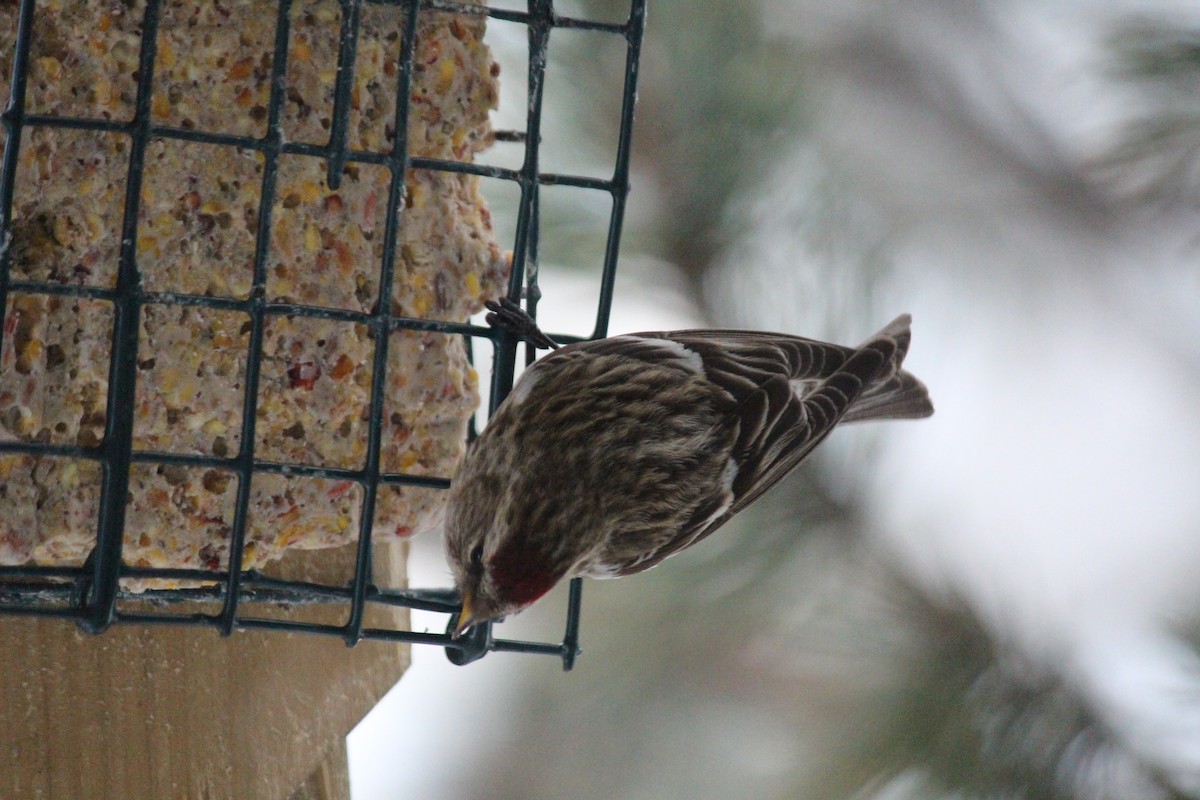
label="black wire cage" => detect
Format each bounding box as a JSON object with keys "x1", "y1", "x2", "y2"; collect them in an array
[{"x1": 0, "y1": 0, "x2": 646, "y2": 670}]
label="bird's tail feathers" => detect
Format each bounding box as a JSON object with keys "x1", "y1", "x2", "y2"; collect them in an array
[
  {"x1": 842, "y1": 370, "x2": 933, "y2": 422},
  {"x1": 842, "y1": 314, "x2": 934, "y2": 422}
]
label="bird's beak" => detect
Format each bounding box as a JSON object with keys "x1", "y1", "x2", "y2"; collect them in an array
[{"x1": 452, "y1": 592, "x2": 477, "y2": 639}]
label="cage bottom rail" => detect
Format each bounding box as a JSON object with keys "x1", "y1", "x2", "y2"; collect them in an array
[{"x1": 0, "y1": 573, "x2": 584, "y2": 669}]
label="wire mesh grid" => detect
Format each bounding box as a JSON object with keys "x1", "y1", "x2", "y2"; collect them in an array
[{"x1": 0, "y1": 0, "x2": 646, "y2": 670}]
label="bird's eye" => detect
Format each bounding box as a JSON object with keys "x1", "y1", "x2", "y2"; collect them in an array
[{"x1": 469, "y1": 544, "x2": 484, "y2": 567}]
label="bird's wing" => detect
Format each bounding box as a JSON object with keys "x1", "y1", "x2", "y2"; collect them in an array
[
  {"x1": 640, "y1": 328, "x2": 901, "y2": 517},
  {"x1": 563, "y1": 321, "x2": 925, "y2": 574},
  {"x1": 608, "y1": 339, "x2": 894, "y2": 576}
]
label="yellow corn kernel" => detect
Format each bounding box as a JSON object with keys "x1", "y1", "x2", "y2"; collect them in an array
[
  {"x1": 304, "y1": 223, "x2": 320, "y2": 252},
  {"x1": 437, "y1": 58, "x2": 455, "y2": 91},
  {"x1": 158, "y1": 366, "x2": 181, "y2": 394},
  {"x1": 60, "y1": 461, "x2": 80, "y2": 490},
  {"x1": 293, "y1": 39, "x2": 312, "y2": 62},
  {"x1": 12, "y1": 406, "x2": 35, "y2": 435},
  {"x1": 464, "y1": 272, "x2": 480, "y2": 296},
  {"x1": 151, "y1": 93, "x2": 170, "y2": 118},
  {"x1": 158, "y1": 41, "x2": 176, "y2": 68},
  {"x1": 409, "y1": 183, "x2": 425, "y2": 208},
  {"x1": 94, "y1": 78, "x2": 112, "y2": 105},
  {"x1": 52, "y1": 215, "x2": 71, "y2": 245},
  {"x1": 203, "y1": 418, "x2": 227, "y2": 437},
  {"x1": 299, "y1": 181, "x2": 321, "y2": 203},
  {"x1": 35, "y1": 57, "x2": 62, "y2": 80}
]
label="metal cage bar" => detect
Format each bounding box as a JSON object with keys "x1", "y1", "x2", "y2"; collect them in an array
[{"x1": 0, "y1": 0, "x2": 647, "y2": 670}]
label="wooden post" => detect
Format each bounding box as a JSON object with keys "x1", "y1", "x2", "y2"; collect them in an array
[{"x1": 0, "y1": 543, "x2": 408, "y2": 800}]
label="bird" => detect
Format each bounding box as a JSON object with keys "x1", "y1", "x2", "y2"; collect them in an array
[{"x1": 445, "y1": 298, "x2": 933, "y2": 637}]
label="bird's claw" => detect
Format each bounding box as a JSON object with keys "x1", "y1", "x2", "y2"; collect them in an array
[{"x1": 485, "y1": 297, "x2": 559, "y2": 350}]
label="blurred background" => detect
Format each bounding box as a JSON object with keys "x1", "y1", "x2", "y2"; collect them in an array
[{"x1": 352, "y1": 1, "x2": 1200, "y2": 797}]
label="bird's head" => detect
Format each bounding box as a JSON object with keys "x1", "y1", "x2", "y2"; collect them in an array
[{"x1": 444, "y1": 477, "x2": 576, "y2": 638}]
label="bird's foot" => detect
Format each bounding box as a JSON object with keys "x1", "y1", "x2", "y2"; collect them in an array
[{"x1": 485, "y1": 297, "x2": 560, "y2": 350}]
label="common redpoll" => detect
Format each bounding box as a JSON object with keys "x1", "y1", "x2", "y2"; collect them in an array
[{"x1": 446, "y1": 300, "x2": 933, "y2": 636}]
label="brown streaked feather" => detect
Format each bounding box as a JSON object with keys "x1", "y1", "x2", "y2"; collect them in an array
[
  {"x1": 727, "y1": 340, "x2": 894, "y2": 515},
  {"x1": 609, "y1": 320, "x2": 922, "y2": 564}
]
